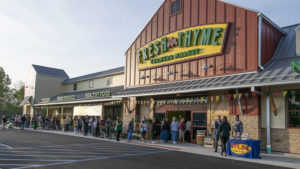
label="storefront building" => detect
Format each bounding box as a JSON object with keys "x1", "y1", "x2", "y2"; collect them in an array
[
  {"x1": 20, "y1": 65, "x2": 124, "y2": 121},
  {"x1": 117, "y1": 0, "x2": 300, "y2": 153}
]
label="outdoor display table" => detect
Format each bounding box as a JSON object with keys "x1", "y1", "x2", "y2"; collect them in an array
[{"x1": 227, "y1": 139, "x2": 261, "y2": 159}]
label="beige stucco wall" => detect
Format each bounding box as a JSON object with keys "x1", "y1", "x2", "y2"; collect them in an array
[
  {"x1": 23, "y1": 66, "x2": 36, "y2": 115},
  {"x1": 62, "y1": 73, "x2": 124, "y2": 93},
  {"x1": 296, "y1": 25, "x2": 300, "y2": 56}
]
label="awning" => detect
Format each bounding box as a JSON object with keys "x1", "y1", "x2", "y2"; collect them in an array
[
  {"x1": 73, "y1": 105, "x2": 102, "y2": 116},
  {"x1": 19, "y1": 96, "x2": 32, "y2": 106},
  {"x1": 116, "y1": 57, "x2": 300, "y2": 97}
]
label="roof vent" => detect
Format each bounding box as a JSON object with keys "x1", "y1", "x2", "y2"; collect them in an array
[{"x1": 296, "y1": 25, "x2": 300, "y2": 56}]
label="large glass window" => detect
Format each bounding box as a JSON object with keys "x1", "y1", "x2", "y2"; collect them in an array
[
  {"x1": 104, "y1": 106, "x2": 122, "y2": 121},
  {"x1": 171, "y1": 0, "x2": 181, "y2": 15},
  {"x1": 288, "y1": 91, "x2": 300, "y2": 128}
]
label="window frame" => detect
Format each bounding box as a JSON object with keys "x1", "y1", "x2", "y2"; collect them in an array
[
  {"x1": 73, "y1": 83, "x2": 77, "y2": 91},
  {"x1": 89, "y1": 80, "x2": 94, "y2": 88},
  {"x1": 287, "y1": 91, "x2": 300, "y2": 129},
  {"x1": 170, "y1": 0, "x2": 182, "y2": 16},
  {"x1": 107, "y1": 77, "x2": 113, "y2": 86}
]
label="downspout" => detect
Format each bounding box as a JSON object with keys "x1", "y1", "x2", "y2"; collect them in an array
[
  {"x1": 266, "y1": 94, "x2": 271, "y2": 154},
  {"x1": 258, "y1": 14, "x2": 264, "y2": 70}
]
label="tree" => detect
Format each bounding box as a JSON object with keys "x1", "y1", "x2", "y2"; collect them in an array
[
  {"x1": 0, "y1": 67, "x2": 24, "y2": 116},
  {"x1": 0, "y1": 67, "x2": 11, "y2": 110}
]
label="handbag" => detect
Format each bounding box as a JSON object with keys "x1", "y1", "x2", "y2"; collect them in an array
[{"x1": 140, "y1": 127, "x2": 144, "y2": 133}]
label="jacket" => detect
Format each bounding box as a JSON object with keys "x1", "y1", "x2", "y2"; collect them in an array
[{"x1": 219, "y1": 122, "x2": 231, "y2": 137}]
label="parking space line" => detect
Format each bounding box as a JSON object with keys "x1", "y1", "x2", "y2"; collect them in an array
[
  {"x1": 0, "y1": 154, "x2": 102, "y2": 158},
  {"x1": 0, "y1": 159, "x2": 76, "y2": 162},
  {"x1": 0, "y1": 143, "x2": 13, "y2": 149},
  {"x1": 11, "y1": 150, "x2": 173, "y2": 169}
]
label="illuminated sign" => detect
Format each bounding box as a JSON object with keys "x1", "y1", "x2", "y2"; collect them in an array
[
  {"x1": 57, "y1": 95, "x2": 76, "y2": 101},
  {"x1": 230, "y1": 144, "x2": 252, "y2": 155},
  {"x1": 85, "y1": 91, "x2": 111, "y2": 99},
  {"x1": 291, "y1": 60, "x2": 300, "y2": 73},
  {"x1": 137, "y1": 24, "x2": 229, "y2": 70}
]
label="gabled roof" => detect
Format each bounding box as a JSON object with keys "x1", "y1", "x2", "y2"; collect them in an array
[
  {"x1": 62, "y1": 67, "x2": 124, "y2": 84},
  {"x1": 32, "y1": 65, "x2": 69, "y2": 79},
  {"x1": 116, "y1": 24, "x2": 300, "y2": 97}
]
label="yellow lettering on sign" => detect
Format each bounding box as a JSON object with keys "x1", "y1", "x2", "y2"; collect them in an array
[{"x1": 137, "y1": 24, "x2": 229, "y2": 70}]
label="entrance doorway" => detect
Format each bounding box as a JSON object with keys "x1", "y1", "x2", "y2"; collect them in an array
[{"x1": 191, "y1": 111, "x2": 207, "y2": 143}]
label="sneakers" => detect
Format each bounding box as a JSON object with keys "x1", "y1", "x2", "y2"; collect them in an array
[
  {"x1": 173, "y1": 141, "x2": 176, "y2": 144},
  {"x1": 152, "y1": 141, "x2": 155, "y2": 144}
]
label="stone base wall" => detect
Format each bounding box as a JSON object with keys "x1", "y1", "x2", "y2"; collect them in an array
[
  {"x1": 261, "y1": 128, "x2": 300, "y2": 153},
  {"x1": 228, "y1": 115, "x2": 261, "y2": 140}
]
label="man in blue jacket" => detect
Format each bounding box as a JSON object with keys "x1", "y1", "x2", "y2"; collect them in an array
[{"x1": 214, "y1": 116, "x2": 222, "y2": 152}]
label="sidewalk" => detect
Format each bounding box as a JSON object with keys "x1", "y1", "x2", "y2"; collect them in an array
[{"x1": 25, "y1": 128, "x2": 300, "y2": 169}]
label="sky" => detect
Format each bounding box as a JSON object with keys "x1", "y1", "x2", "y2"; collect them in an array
[{"x1": 0, "y1": 0, "x2": 299, "y2": 85}]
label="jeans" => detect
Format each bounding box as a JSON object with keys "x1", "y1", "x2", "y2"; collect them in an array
[
  {"x1": 221, "y1": 136, "x2": 229, "y2": 155},
  {"x1": 128, "y1": 129, "x2": 133, "y2": 140},
  {"x1": 171, "y1": 130, "x2": 178, "y2": 141},
  {"x1": 215, "y1": 134, "x2": 220, "y2": 152},
  {"x1": 160, "y1": 130, "x2": 168, "y2": 142}
]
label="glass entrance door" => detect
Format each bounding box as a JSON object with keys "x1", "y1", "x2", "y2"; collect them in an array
[{"x1": 191, "y1": 111, "x2": 207, "y2": 143}]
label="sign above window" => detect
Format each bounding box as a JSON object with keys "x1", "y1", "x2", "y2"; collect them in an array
[
  {"x1": 85, "y1": 91, "x2": 111, "y2": 99},
  {"x1": 137, "y1": 24, "x2": 229, "y2": 70},
  {"x1": 57, "y1": 95, "x2": 76, "y2": 101}
]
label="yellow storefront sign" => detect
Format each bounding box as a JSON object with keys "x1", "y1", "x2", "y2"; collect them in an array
[
  {"x1": 137, "y1": 23, "x2": 229, "y2": 70},
  {"x1": 230, "y1": 144, "x2": 252, "y2": 155}
]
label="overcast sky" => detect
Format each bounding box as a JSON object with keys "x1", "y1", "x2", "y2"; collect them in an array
[{"x1": 0, "y1": 0, "x2": 299, "y2": 85}]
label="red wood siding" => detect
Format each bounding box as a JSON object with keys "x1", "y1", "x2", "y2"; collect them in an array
[
  {"x1": 124, "y1": 0, "x2": 281, "y2": 88},
  {"x1": 261, "y1": 19, "x2": 282, "y2": 66}
]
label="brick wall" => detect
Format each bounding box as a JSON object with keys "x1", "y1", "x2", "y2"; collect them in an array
[
  {"x1": 261, "y1": 128, "x2": 300, "y2": 153},
  {"x1": 228, "y1": 115, "x2": 261, "y2": 140}
]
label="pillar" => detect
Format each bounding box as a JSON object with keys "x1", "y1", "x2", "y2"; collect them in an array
[{"x1": 266, "y1": 95, "x2": 271, "y2": 154}]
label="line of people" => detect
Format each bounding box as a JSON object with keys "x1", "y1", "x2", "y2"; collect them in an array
[{"x1": 127, "y1": 116, "x2": 191, "y2": 144}]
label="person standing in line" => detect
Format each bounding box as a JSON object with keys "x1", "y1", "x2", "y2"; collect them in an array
[
  {"x1": 140, "y1": 117, "x2": 148, "y2": 143},
  {"x1": 100, "y1": 117, "x2": 106, "y2": 138},
  {"x1": 233, "y1": 115, "x2": 243, "y2": 138},
  {"x1": 95, "y1": 117, "x2": 100, "y2": 137},
  {"x1": 115, "y1": 116, "x2": 122, "y2": 141},
  {"x1": 179, "y1": 118, "x2": 186, "y2": 143},
  {"x1": 61, "y1": 116, "x2": 66, "y2": 133},
  {"x1": 185, "y1": 118, "x2": 191, "y2": 143},
  {"x1": 127, "y1": 118, "x2": 134, "y2": 142},
  {"x1": 77, "y1": 117, "x2": 82, "y2": 133},
  {"x1": 160, "y1": 118, "x2": 169, "y2": 143},
  {"x1": 21, "y1": 115, "x2": 26, "y2": 130},
  {"x1": 151, "y1": 119, "x2": 158, "y2": 144},
  {"x1": 219, "y1": 116, "x2": 231, "y2": 156},
  {"x1": 88, "y1": 117, "x2": 93, "y2": 135},
  {"x1": 65, "y1": 115, "x2": 70, "y2": 131},
  {"x1": 83, "y1": 116, "x2": 89, "y2": 136},
  {"x1": 73, "y1": 117, "x2": 78, "y2": 133},
  {"x1": 214, "y1": 115, "x2": 222, "y2": 152},
  {"x1": 106, "y1": 118, "x2": 112, "y2": 139},
  {"x1": 2, "y1": 115, "x2": 7, "y2": 129},
  {"x1": 55, "y1": 116, "x2": 60, "y2": 130},
  {"x1": 33, "y1": 116, "x2": 38, "y2": 130},
  {"x1": 171, "y1": 117, "x2": 179, "y2": 144}
]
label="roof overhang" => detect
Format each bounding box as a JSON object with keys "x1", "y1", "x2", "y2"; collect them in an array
[{"x1": 19, "y1": 96, "x2": 32, "y2": 106}]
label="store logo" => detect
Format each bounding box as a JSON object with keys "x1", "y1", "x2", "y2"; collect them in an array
[
  {"x1": 136, "y1": 23, "x2": 229, "y2": 70},
  {"x1": 291, "y1": 60, "x2": 300, "y2": 73},
  {"x1": 230, "y1": 143, "x2": 252, "y2": 155}
]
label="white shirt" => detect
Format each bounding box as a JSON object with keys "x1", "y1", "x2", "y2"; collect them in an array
[{"x1": 186, "y1": 121, "x2": 191, "y2": 131}]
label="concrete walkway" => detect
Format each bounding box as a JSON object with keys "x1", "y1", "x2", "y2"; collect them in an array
[{"x1": 25, "y1": 128, "x2": 300, "y2": 169}]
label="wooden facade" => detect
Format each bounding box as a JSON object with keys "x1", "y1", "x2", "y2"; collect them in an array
[{"x1": 125, "y1": 0, "x2": 282, "y2": 88}]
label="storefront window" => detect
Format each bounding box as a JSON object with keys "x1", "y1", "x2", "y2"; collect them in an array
[
  {"x1": 104, "y1": 106, "x2": 122, "y2": 121},
  {"x1": 288, "y1": 91, "x2": 300, "y2": 128}
]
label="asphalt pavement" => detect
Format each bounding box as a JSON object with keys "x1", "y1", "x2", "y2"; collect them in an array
[{"x1": 0, "y1": 129, "x2": 291, "y2": 169}]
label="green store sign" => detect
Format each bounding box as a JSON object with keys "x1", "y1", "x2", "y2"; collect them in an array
[
  {"x1": 85, "y1": 91, "x2": 111, "y2": 99},
  {"x1": 291, "y1": 60, "x2": 300, "y2": 72},
  {"x1": 57, "y1": 95, "x2": 76, "y2": 101}
]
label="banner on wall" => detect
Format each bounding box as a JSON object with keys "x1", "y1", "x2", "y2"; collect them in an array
[{"x1": 73, "y1": 105, "x2": 102, "y2": 116}]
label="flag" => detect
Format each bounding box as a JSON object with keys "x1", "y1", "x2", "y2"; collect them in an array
[
  {"x1": 252, "y1": 92, "x2": 256, "y2": 97},
  {"x1": 238, "y1": 93, "x2": 242, "y2": 99},
  {"x1": 221, "y1": 95, "x2": 225, "y2": 100},
  {"x1": 233, "y1": 94, "x2": 237, "y2": 100},
  {"x1": 244, "y1": 93, "x2": 249, "y2": 99},
  {"x1": 216, "y1": 96, "x2": 220, "y2": 101},
  {"x1": 210, "y1": 96, "x2": 214, "y2": 102},
  {"x1": 227, "y1": 94, "x2": 231, "y2": 100}
]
